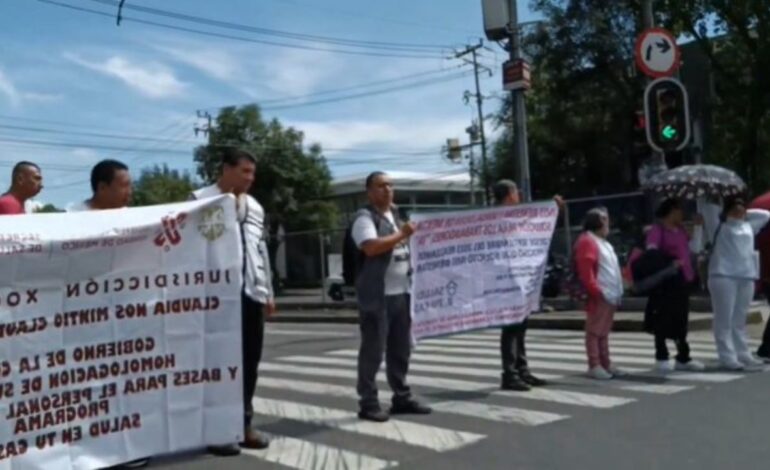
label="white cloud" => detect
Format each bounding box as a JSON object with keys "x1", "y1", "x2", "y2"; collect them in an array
[
  {"x1": 155, "y1": 45, "x2": 241, "y2": 82},
  {"x1": 262, "y1": 48, "x2": 342, "y2": 97},
  {"x1": 0, "y1": 69, "x2": 21, "y2": 106},
  {"x1": 0, "y1": 67, "x2": 64, "y2": 107},
  {"x1": 291, "y1": 118, "x2": 470, "y2": 153},
  {"x1": 65, "y1": 54, "x2": 187, "y2": 99}
]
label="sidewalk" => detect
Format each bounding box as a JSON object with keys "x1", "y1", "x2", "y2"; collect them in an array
[{"x1": 271, "y1": 289, "x2": 768, "y2": 332}]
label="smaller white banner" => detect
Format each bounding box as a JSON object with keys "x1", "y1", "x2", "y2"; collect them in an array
[{"x1": 409, "y1": 202, "x2": 558, "y2": 340}]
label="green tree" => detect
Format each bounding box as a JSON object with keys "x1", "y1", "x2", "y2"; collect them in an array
[
  {"x1": 194, "y1": 105, "x2": 339, "y2": 290},
  {"x1": 662, "y1": 0, "x2": 770, "y2": 190},
  {"x1": 34, "y1": 203, "x2": 63, "y2": 213},
  {"x1": 194, "y1": 105, "x2": 338, "y2": 233},
  {"x1": 131, "y1": 165, "x2": 199, "y2": 206},
  {"x1": 492, "y1": 0, "x2": 646, "y2": 199}
]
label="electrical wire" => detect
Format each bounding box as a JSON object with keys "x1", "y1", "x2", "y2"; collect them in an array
[
  {"x1": 84, "y1": 0, "x2": 452, "y2": 52},
  {"x1": 262, "y1": 71, "x2": 472, "y2": 111},
  {"x1": 37, "y1": 0, "x2": 448, "y2": 60},
  {"x1": 203, "y1": 66, "x2": 467, "y2": 110}
]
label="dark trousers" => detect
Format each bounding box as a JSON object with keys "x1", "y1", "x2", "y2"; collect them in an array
[
  {"x1": 758, "y1": 284, "x2": 770, "y2": 357},
  {"x1": 501, "y1": 319, "x2": 529, "y2": 378},
  {"x1": 242, "y1": 294, "x2": 265, "y2": 428},
  {"x1": 654, "y1": 334, "x2": 691, "y2": 363},
  {"x1": 357, "y1": 294, "x2": 412, "y2": 411}
]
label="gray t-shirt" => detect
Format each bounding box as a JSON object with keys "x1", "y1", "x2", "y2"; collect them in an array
[{"x1": 351, "y1": 210, "x2": 410, "y2": 296}]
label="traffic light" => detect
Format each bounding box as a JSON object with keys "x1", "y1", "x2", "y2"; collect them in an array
[{"x1": 644, "y1": 77, "x2": 691, "y2": 152}]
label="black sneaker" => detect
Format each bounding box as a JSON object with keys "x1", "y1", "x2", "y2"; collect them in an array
[
  {"x1": 501, "y1": 375, "x2": 531, "y2": 392},
  {"x1": 520, "y1": 372, "x2": 547, "y2": 387},
  {"x1": 207, "y1": 444, "x2": 241, "y2": 457},
  {"x1": 757, "y1": 351, "x2": 770, "y2": 364},
  {"x1": 390, "y1": 400, "x2": 432, "y2": 415},
  {"x1": 358, "y1": 408, "x2": 390, "y2": 422}
]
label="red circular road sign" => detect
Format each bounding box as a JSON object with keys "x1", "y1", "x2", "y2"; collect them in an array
[{"x1": 635, "y1": 28, "x2": 681, "y2": 78}]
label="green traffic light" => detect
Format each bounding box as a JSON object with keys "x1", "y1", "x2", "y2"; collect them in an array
[{"x1": 662, "y1": 125, "x2": 677, "y2": 140}]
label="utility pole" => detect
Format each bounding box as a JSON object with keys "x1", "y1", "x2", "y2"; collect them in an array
[
  {"x1": 508, "y1": 0, "x2": 532, "y2": 202},
  {"x1": 456, "y1": 40, "x2": 492, "y2": 205}
]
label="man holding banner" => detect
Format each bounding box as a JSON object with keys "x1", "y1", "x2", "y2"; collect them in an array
[
  {"x1": 492, "y1": 180, "x2": 552, "y2": 391},
  {"x1": 408, "y1": 180, "x2": 560, "y2": 392},
  {"x1": 192, "y1": 147, "x2": 275, "y2": 454}
]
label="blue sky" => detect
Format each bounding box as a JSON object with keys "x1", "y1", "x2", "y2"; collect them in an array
[{"x1": 0, "y1": 0, "x2": 537, "y2": 207}]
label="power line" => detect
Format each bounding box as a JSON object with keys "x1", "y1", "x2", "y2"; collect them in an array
[
  {"x1": 85, "y1": 0, "x2": 453, "y2": 52},
  {"x1": 262, "y1": 72, "x2": 473, "y2": 111},
  {"x1": 203, "y1": 66, "x2": 467, "y2": 110},
  {"x1": 0, "y1": 124, "x2": 201, "y2": 145},
  {"x1": 37, "y1": 0, "x2": 448, "y2": 60}
]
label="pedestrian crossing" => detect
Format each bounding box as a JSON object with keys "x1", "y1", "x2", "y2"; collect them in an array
[{"x1": 242, "y1": 327, "x2": 767, "y2": 469}]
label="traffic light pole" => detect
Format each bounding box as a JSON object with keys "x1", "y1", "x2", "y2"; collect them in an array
[
  {"x1": 641, "y1": 0, "x2": 665, "y2": 167},
  {"x1": 508, "y1": 0, "x2": 532, "y2": 202}
]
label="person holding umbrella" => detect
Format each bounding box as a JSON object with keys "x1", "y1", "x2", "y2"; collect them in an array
[
  {"x1": 749, "y1": 192, "x2": 770, "y2": 362},
  {"x1": 708, "y1": 197, "x2": 770, "y2": 370}
]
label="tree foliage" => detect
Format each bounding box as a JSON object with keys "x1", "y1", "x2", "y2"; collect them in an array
[
  {"x1": 193, "y1": 105, "x2": 338, "y2": 233},
  {"x1": 662, "y1": 0, "x2": 770, "y2": 190},
  {"x1": 493, "y1": 0, "x2": 646, "y2": 199},
  {"x1": 492, "y1": 0, "x2": 770, "y2": 196},
  {"x1": 131, "y1": 165, "x2": 198, "y2": 206}
]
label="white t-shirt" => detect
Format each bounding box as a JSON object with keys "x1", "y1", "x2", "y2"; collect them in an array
[
  {"x1": 589, "y1": 232, "x2": 624, "y2": 305},
  {"x1": 351, "y1": 210, "x2": 410, "y2": 296}
]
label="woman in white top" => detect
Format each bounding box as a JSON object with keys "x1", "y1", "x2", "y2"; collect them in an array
[{"x1": 708, "y1": 197, "x2": 770, "y2": 370}]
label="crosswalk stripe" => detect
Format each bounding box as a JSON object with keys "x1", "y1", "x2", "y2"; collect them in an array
[
  {"x1": 265, "y1": 330, "x2": 355, "y2": 338},
  {"x1": 258, "y1": 375, "x2": 569, "y2": 427},
  {"x1": 252, "y1": 397, "x2": 485, "y2": 452},
  {"x1": 415, "y1": 344, "x2": 661, "y2": 365},
  {"x1": 614, "y1": 384, "x2": 694, "y2": 394},
  {"x1": 560, "y1": 338, "x2": 750, "y2": 352},
  {"x1": 421, "y1": 338, "x2": 715, "y2": 359},
  {"x1": 275, "y1": 355, "x2": 696, "y2": 396},
  {"x1": 327, "y1": 350, "x2": 741, "y2": 383},
  {"x1": 242, "y1": 435, "x2": 398, "y2": 470},
  {"x1": 275, "y1": 355, "x2": 563, "y2": 381},
  {"x1": 430, "y1": 401, "x2": 569, "y2": 426},
  {"x1": 259, "y1": 362, "x2": 634, "y2": 409}
]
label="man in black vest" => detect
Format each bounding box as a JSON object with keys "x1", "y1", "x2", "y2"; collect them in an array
[{"x1": 352, "y1": 171, "x2": 432, "y2": 422}]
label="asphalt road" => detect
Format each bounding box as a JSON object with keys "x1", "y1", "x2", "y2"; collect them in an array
[{"x1": 146, "y1": 322, "x2": 770, "y2": 470}]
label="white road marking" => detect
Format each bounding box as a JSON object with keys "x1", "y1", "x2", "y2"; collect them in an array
[
  {"x1": 258, "y1": 376, "x2": 569, "y2": 427},
  {"x1": 242, "y1": 434, "x2": 398, "y2": 470},
  {"x1": 276, "y1": 355, "x2": 562, "y2": 381},
  {"x1": 252, "y1": 397, "x2": 485, "y2": 452},
  {"x1": 259, "y1": 362, "x2": 633, "y2": 409}
]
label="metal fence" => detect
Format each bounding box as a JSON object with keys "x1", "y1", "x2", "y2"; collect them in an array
[{"x1": 273, "y1": 192, "x2": 657, "y2": 300}]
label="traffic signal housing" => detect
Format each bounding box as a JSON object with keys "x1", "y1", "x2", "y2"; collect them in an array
[{"x1": 644, "y1": 77, "x2": 691, "y2": 152}]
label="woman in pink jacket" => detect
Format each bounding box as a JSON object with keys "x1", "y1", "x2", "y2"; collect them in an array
[{"x1": 574, "y1": 208, "x2": 625, "y2": 380}]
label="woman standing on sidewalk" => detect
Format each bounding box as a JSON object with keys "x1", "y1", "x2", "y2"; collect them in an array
[
  {"x1": 644, "y1": 199, "x2": 706, "y2": 373},
  {"x1": 574, "y1": 208, "x2": 625, "y2": 380},
  {"x1": 708, "y1": 197, "x2": 770, "y2": 370}
]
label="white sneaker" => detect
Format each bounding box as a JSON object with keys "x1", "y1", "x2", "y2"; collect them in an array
[
  {"x1": 674, "y1": 359, "x2": 706, "y2": 372},
  {"x1": 607, "y1": 366, "x2": 628, "y2": 378},
  {"x1": 655, "y1": 360, "x2": 673, "y2": 373},
  {"x1": 720, "y1": 361, "x2": 745, "y2": 371},
  {"x1": 739, "y1": 356, "x2": 765, "y2": 371},
  {"x1": 588, "y1": 366, "x2": 613, "y2": 380}
]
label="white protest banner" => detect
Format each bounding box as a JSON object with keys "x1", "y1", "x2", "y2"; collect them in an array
[
  {"x1": 0, "y1": 195, "x2": 243, "y2": 470},
  {"x1": 410, "y1": 202, "x2": 558, "y2": 340}
]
